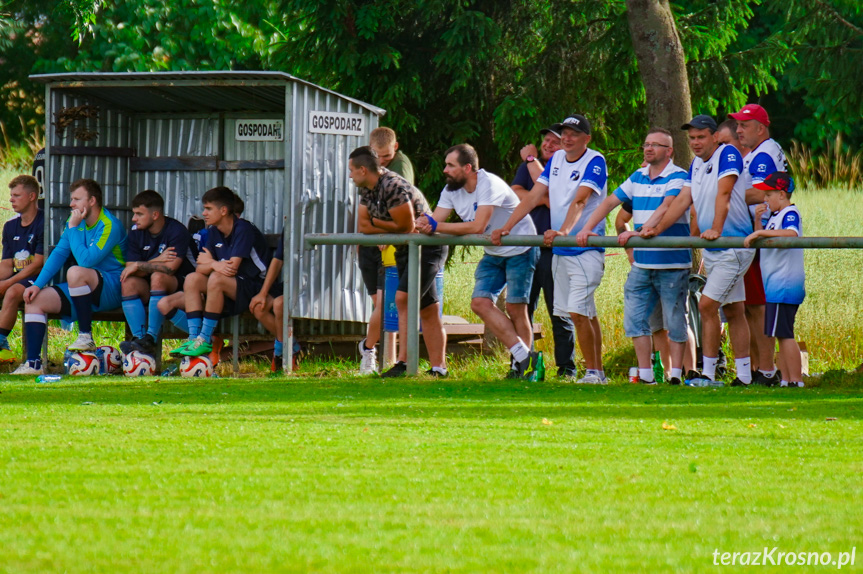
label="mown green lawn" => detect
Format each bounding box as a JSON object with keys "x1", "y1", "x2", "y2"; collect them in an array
[{"x1": 2, "y1": 375, "x2": 862, "y2": 573}]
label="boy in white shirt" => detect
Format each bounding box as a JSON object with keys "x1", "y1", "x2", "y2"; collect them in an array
[{"x1": 743, "y1": 172, "x2": 805, "y2": 387}]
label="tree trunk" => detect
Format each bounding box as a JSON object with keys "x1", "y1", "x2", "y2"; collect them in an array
[{"x1": 625, "y1": 0, "x2": 693, "y2": 167}]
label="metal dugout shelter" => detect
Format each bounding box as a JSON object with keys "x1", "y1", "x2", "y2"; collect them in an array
[{"x1": 30, "y1": 71, "x2": 386, "y2": 371}]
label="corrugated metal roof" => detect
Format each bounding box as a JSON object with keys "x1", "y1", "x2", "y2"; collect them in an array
[{"x1": 29, "y1": 71, "x2": 386, "y2": 116}]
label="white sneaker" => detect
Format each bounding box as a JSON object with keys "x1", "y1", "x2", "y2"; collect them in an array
[
  {"x1": 68, "y1": 333, "x2": 96, "y2": 352},
  {"x1": 358, "y1": 339, "x2": 378, "y2": 375},
  {"x1": 576, "y1": 373, "x2": 605, "y2": 385},
  {"x1": 12, "y1": 362, "x2": 43, "y2": 375}
]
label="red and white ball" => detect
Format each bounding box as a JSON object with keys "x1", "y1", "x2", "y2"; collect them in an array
[
  {"x1": 123, "y1": 351, "x2": 157, "y2": 377},
  {"x1": 180, "y1": 355, "x2": 214, "y2": 378},
  {"x1": 99, "y1": 345, "x2": 123, "y2": 374},
  {"x1": 66, "y1": 351, "x2": 101, "y2": 376}
]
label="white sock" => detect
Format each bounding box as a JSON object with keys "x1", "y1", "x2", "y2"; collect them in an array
[
  {"x1": 736, "y1": 357, "x2": 752, "y2": 383},
  {"x1": 759, "y1": 367, "x2": 776, "y2": 377},
  {"x1": 670, "y1": 367, "x2": 682, "y2": 380},
  {"x1": 431, "y1": 366, "x2": 448, "y2": 375},
  {"x1": 780, "y1": 380, "x2": 789, "y2": 387},
  {"x1": 510, "y1": 340, "x2": 530, "y2": 363},
  {"x1": 597, "y1": 370, "x2": 606, "y2": 380},
  {"x1": 639, "y1": 368, "x2": 654, "y2": 382},
  {"x1": 703, "y1": 356, "x2": 717, "y2": 380}
]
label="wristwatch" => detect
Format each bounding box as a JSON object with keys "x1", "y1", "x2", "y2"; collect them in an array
[{"x1": 526, "y1": 155, "x2": 536, "y2": 163}]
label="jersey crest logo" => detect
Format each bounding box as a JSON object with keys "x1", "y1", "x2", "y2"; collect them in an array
[
  {"x1": 12, "y1": 236, "x2": 19, "y2": 241},
  {"x1": 593, "y1": 165, "x2": 602, "y2": 175},
  {"x1": 570, "y1": 170, "x2": 581, "y2": 181},
  {"x1": 215, "y1": 243, "x2": 224, "y2": 248},
  {"x1": 706, "y1": 164, "x2": 713, "y2": 174},
  {"x1": 143, "y1": 245, "x2": 151, "y2": 250},
  {"x1": 158, "y1": 243, "x2": 167, "y2": 253},
  {"x1": 757, "y1": 164, "x2": 767, "y2": 172}
]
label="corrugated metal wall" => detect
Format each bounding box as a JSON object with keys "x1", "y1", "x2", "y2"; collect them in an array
[
  {"x1": 48, "y1": 93, "x2": 132, "y2": 245},
  {"x1": 130, "y1": 115, "x2": 220, "y2": 226},
  {"x1": 287, "y1": 83, "x2": 378, "y2": 335}
]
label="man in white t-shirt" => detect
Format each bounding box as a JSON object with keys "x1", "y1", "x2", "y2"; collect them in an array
[
  {"x1": 417, "y1": 144, "x2": 540, "y2": 379},
  {"x1": 644, "y1": 115, "x2": 754, "y2": 386},
  {"x1": 492, "y1": 114, "x2": 608, "y2": 384},
  {"x1": 729, "y1": 104, "x2": 788, "y2": 385}
]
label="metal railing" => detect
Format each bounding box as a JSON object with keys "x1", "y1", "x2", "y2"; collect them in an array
[{"x1": 301, "y1": 233, "x2": 862, "y2": 374}]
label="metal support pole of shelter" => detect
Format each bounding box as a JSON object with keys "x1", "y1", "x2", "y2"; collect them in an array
[{"x1": 406, "y1": 242, "x2": 421, "y2": 375}]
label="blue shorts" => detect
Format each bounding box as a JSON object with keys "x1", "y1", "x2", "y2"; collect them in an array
[
  {"x1": 623, "y1": 266, "x2": 689, "y2": 343},
  {"x1": 53, "y1": 271, "x2": 122, "y2": 321},
  {"x1": 472, "y1": 247, "x2": 538, "y2": 304},
  {"x1": 765, "y1": 303, "x2": 799, "y2": 339}
]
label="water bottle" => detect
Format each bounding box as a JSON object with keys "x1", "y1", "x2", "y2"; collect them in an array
[
  {"x1": 36, "y1": 374, "x2": 63, "y2": 383},
  {"x1": 652, "y1": 351, "x2": 665, "y2": 384}
]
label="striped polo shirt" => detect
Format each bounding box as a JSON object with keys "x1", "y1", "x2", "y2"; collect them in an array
[{"x1": 613, "y1": 162, "x2": 691, "y2": 269}]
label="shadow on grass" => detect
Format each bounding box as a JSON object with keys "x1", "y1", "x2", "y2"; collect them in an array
[{"x1": 2, "y1": 370, "x2": 863, "y2": 421}]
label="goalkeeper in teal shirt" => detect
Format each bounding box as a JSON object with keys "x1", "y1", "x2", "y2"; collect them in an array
[{"x1": 12, "y1": 178, "x2": 127, "y2": 375}]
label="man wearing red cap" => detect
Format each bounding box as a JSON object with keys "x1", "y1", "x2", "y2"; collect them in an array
[{"x1": 729, "y1": 103, "x2": 788, "y2": 385}]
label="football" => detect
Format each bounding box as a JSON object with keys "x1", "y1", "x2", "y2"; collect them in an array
[
  {"x1": 66, "y1": 351, "x2": 101, "y2": 376},
  {"x1": 180, "y1": 355, "x2": 214, "y2": 378},
  {"x1": 98, "y1": 345, "x2": 123, "y2": 374},
  {"x1": 123, "y1": 351, "x2": 157, "y2": 377}
]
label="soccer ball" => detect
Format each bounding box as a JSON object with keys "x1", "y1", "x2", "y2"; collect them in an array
[
  {"x1": 98, "y1": 345, "x2": 123, "y2": 374},
  {"x1": 66, "y1": 351, "x2": 101, "y2": 376},
  {"x1": 123, "y1": 351, "x2": 157, "y2": 377},
  {"x1": 180, "y1": 355, "x2": 214, "y2": 378}
]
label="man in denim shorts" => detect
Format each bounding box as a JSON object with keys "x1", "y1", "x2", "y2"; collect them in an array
[
  {"x1": 417, "y1": 144, "x2": 538, "y2": 379},
  {"x1": 577, "y1": 128, "x2": 690, "y2": 385}
]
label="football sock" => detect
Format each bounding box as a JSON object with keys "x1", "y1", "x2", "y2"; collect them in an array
[
  {"x1": 430, "y1": 366, "x2": 448, "y2": 375},
  {"x1": 703, "y1": 356, "x2": 718, "y2": 380},
  {"x1": 166, "y1": 309, "x2": 189, "y2": 333},
  {"x1": 24, "y1": 313, "x2": 47, "y2": 363},
  {"x1": 69, "y1": 285, "x2": 94, "y2": 334},
  {"x1": 509, "y1": 340, "x2": 530, "y2": 363},
  {"x1": 735, "y1": 357, "x2": 752, "y2": 384},
  {"x1": 639, "y1": 368, "x2": 654, "y2": 382},
  {"x1": 146, "y1": 291, "x2": 167, "y2": 339},
  {"x1": 670, "y1": 367, "x2": 683, "y2": 380},
  {"x1": 199, "y1": 312, "x2": 220, "y2": 341},
  {"x1": 274, "y1": 339, "x2": 283, "y2": 357},
  {"x1": 121, "y1": 296, "x2": 147, "y2": 338},
  {"x1": 187, "y1": 311, "x2": 203, "y2": 339},
  {"x1": 759, "y1": 367, "x2": 777, "y2": 378}
]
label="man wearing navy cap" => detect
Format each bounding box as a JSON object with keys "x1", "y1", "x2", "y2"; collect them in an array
[
  {"x1": 493, "y1": 114, "x2": 608, "y2": 384},
  {"x1": 511, "y1": 124, "x2": 577, "y2": 378},
  {"x1": 644, "y1": 114, "x2": 754, "y2": 386}
]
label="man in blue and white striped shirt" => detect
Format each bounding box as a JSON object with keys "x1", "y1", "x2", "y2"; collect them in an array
[{"x1": 577, "y1": 128, "x2": 690, "y2": 385}]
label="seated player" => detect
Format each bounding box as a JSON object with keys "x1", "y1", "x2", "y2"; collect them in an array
[
  {"x1": 0, "y1": 175, "x2": 44, "y2": 362},
  {"x1": 119, "y1": 190, "x2": 197, "y2": 356},
  {"x1": 164, "y1": 186, "x2": 270, "y2": 358},
  {"x1": 13, "y1": 178, "x2": 127, "y2": 375},
  {"x1": 249, "y1": 229, "x2": 285, "y2": 372}
]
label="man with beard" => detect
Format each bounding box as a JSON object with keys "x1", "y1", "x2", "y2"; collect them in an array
[{"x1": 417, "y1": 144, "x2": 539, "y2": 379}]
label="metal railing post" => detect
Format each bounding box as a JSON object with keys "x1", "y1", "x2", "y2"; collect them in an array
[{"x1": 406, "y1": 241, "x2": 421, "y2": 375}]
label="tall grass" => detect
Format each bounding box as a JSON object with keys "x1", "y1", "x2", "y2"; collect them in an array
[
  {"x1": 0, "y1": 119, "x2": 43, "y2": 173},
  {"x1": 787, "y1": 134, "x2": 863, "y2": 189},
  {"x1": 444, "y1": 189, "x2": 863, "y2": 374}
]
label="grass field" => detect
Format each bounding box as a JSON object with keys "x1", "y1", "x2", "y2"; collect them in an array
[{"x1": 2, "y1": 375, "x2": 862, "y2": 572}]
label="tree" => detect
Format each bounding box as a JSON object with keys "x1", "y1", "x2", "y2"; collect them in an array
[{"x1": 625, "y1": 0, "x2": 693, "y2": 165}]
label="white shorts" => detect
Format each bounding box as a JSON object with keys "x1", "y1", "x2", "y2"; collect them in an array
[
  {"x1": 552, "y1": 250, "x2": 605, "y2": 318},
  {"x1": 702, "y1": 248, "x2": 755, "y2": 305}
]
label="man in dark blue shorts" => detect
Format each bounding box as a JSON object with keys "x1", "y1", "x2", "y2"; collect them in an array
[
  {"x1": 119, "y1": 190, "x2": 197, "y2": 356},
  {"x1": 167, "y1": 186, "x2": 270, "y2": 358},
  {"x1": 0, "y1": 175, "x2": 44, "y2": 363}
]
